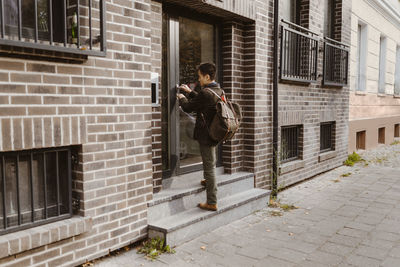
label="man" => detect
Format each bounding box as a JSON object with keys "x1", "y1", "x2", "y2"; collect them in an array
[{"x1": 177, "y1": 62, "x2": 221, "y2": 211}]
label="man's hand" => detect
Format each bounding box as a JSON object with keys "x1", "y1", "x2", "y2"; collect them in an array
[
  {"x1": 179, "y1": 84, "x2": 191, "y2": 94},
  {"x1": 177, "y1": 93, "x2": 186, "y2": 100}
]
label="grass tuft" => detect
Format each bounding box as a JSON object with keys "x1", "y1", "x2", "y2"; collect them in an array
[
  {"x1": 137, "y1": 237, "x2": 175, "y2": 261},
  {"x1": 344, "y1": 152, "x2": 363, "y2": 166}
]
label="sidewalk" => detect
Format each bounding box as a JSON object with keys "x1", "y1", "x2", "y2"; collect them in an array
[{"x1": 95, "y1": 143, "x2": 400, "y2": 267}]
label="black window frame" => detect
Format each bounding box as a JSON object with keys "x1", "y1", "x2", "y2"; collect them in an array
[
  {"x1": 281, "y1": 125, "x2": 302, "y2": 163},
  {"x1": 320, "y1": 121, "x2": 335, "y2": 152},
  {"x1": 0, "y1": 0, "x2": 106, "y2": 57},
  {"x1": 0, "y1": 147, "x2": 72, "y2": 236}
]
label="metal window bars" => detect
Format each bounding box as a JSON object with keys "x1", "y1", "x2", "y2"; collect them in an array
[
  {"x1": 320, "y1": 122, "x2": 334, "y2": 152},
  {"x1": 0, "y1": 147, "x2": 72, "y2": 236},
  {"x1": 281, "y1": 125, "x2": 300, "y2": 163},
  {"x1": 323, "y1": 37, "x2": 349, "y2": 86},
  {"x1": 280, "y1": 19, "x2": 319, "y2": 83},
  {"x1": 0, "y1": 0, "x2": 106, "y2": 57}
]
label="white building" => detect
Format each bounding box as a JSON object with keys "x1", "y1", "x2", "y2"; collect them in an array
[{"x1": 349, "y1": 0, "x2": 400, "y2": 152}]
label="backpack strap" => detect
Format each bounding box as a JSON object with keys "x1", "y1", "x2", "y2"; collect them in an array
[{"x1": 204, "y1": 87, "x2": 225, "y2": 102}]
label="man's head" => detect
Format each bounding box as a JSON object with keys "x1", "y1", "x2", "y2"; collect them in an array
[{"x1": 197, "y1": 62, "x2": 216, "y2": 86}]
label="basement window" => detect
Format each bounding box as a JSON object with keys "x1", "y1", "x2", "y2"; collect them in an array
[
  {"x1": 0, "y1": 0, "x2": 106, "y2": 57},
  {"x1": 281, "y1": 125, "x2": 302, "y2": 163},
  {"x1": 320, "y1": 122, "x2": 335, "y2": 152},
  {"x1": 0, "y1": 147, "x2": 72, "y2": 235},
  {"x1": 356, "y1": 130, "x2": 366, "y2": 150},
  {"x1": 378, "y1": 127, "x2": 385, "y2": 144},
  {"x1": 395, "y1": 124, "x2": 399, "y2": 138}
]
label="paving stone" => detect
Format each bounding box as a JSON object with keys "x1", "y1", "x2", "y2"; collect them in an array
[
  {"x1": 345, "y1": 254, "x2": 381, "y2": 267},
  {"x1": 305, "y1": 250, "x2": 343, "y2": 266},
  {"x1": 361, "y1": 238, "x2": 395, "y2": 250},
  {"x1": 388, "y1": 246, "x2": 400, "y2": 258},
  {"x1": 381, "y1": 257, "x2": 400, "y2": 267},
  {"x1": 319, "y1": 242, "x2": 354, "y2": 256},
  {"x1": 354, "y1": 245, "x2": 388, "y2": 260},
  {"x1": 254, "y1": 257, "x2": 295, "y2": 267},
  {"x1": 328, "y1": 234, "x2": 362, "y2": 247},
  {"x1": 236, "y1": 244, "x2": 270, "y2": 260},
  {"x1": 338, "y1": 228, "x2": 368, "y2": 238},
  {"x1": 269, "y1": 248, "x2": 307, "y2": 264}
]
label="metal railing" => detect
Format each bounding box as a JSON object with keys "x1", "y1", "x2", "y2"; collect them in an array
[
  {"x1": 280, "y1": 20, "x2": 319, "y2": 83},
  {"x1": 0, "y1": 0, "x2": 106, "y2": 56},
  {"x1": 0, "y1": 147, "x2": 72, "y2": 235},
  {"x1": 323, "y1": 37, "x2": 349, "y2": 86},
  {"x1": 281, "y1": 125, "x2": 300, "y2": 162}
]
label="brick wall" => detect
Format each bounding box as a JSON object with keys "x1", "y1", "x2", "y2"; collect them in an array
[
  {"x1": 277, "y1": 0, "x2": 351, "y2": 188},
  {"x1": 150, "y1": 1, "x2": 163, "y2": 193},
  {"x1": 0, "y1": 0, "x2": 154, "y2": 266}
]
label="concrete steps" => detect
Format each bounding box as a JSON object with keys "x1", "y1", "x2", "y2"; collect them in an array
[{"x1": 148, "y1": 170, "x2": 270, "y2": 247}]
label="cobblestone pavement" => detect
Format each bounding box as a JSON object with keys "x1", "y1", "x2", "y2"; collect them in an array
[{"x1": 95, "y1": 143, "x2": 400, "y2": 267}]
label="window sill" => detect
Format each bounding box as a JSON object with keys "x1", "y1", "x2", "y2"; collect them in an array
[
  {"x1": 319, "y1": 150, "x2": 337, "y2": 162},
  {"x1": 279, "y1": 159, "x2": 305, "y2": 175},
  {"x1": 0, "y1": 216, "x2": 92, "y2": 259},
  {"x1": 377, "y1": 93, "x2": 389, "y2": 97},
  {"x1": 393, "y1": 95, "x2": 400, "y2": 99},
  {"x1": 355, "y1": 91, "x2": 367, "y2": 96}
]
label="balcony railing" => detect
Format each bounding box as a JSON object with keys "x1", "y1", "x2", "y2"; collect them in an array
[
  {"x1": 323, "y1": 37, "x2": 349, "y2": 86},
  {"x1": 280, "y1": 20, "x2": 319, "y2": 83},
  {"x1": 0, "y1": 0, "x2": 106, "y2": 57}
]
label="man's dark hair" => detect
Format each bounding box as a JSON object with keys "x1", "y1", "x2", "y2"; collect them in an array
[{"x1": 197, "y1": 62, "x2": 216, "y2": 80}]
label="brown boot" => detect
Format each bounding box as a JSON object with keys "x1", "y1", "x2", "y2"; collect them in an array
[
  {"x1": 200, "y1": 179, "x2": 206, "y2": 187},
  {"x1": 198, "y1": 202, "x2": 218, "y2": 211}
]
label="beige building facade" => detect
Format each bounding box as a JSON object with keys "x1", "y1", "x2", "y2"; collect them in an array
[{"x1": 349, "y1": 0, "x2": 400, "y2": 152}]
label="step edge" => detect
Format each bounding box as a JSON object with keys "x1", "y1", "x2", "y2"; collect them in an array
[
  {"x1": 148, "y1": 172, "x2": 254, "y2": 207},
  {"x1": 149, "y1": 189, "x2": 270, "y2": 233}
]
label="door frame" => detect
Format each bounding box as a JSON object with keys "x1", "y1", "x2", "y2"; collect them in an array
[{"x1": 162, "y1": 7, "x2": 224, "y2": 178}]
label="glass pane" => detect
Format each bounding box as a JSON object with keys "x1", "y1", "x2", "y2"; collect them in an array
[
  {"x1": 4, "y1": 0, "x2": 18, "y2": 37},
  {"x1": 32, "y1": 153, "x2": 45, "y2": 221},
  {"x1": 18, "y1": 155, "x2": 32, "y2": 224},
  {"x1": 22, "y1": 0, "x2": 35, "y2": 39},
  {"x1": 58, "y1": 151, "x2": 70, "y2": 215},
  {"x1": 5, "y1": 156, "x2": 18, "y2": 227},
  {"x1": 46, "y1": 152, "x2": 58, "y2": 218},
  {"x1": 37, "y1": 0, "x2": 49, "y2": 41},
  {"x1": 179, "y1": 17, "x2": 214, "y2": 168}
]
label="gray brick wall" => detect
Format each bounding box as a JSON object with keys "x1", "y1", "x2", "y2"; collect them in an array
[
  {"x1": 277, "y1": 0, "x2": 350, "y2": 188},
  {"x1": 0, "y1": 0, "x2": 154, "y2": 266}
]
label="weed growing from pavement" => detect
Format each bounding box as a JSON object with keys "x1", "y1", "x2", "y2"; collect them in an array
[
  {"x1": 137, "y1": 237, "x2": 175, "y2": 261},
  {"x1": 344, "y1": 152, "x2": 363, "y2": 166},
  {"x1": 268, "y1": 199, "x2": 298, "y2": 213},
  {"x1": 332, "y1": 179, "x2": 341, "y2": 183},
  {"x1": 341, "y1": 172, "x2": 352, "y2": 177},
  {"x1": 269, "y1": 210, "x2": 283, "y2": 216},
  {"x1": 391, "y1": 140, "x2": 400, "y2": 145}
]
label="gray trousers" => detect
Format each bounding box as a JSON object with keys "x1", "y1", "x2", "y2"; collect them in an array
[{"x1": 199, "y1": 144, "x2": 217, "y2": 205}]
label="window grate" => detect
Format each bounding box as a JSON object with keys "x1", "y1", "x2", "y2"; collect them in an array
[
  {"x1": 0, "y1": 0, "x2": 106, "y2": 57},
  {"x1": 280, "y1": 20, "x2": 319, "y2": 83},
  {"x1": 281, "y1": 125, "x2": 301, "y2": 162},
  {"x1": 0, "y1": 147, "x2": 72, "y2": 235},
  {"x1": 323, "y1": 38, "x2": 349, "y2": 87},
  {"x1": 320, "y1": 122, "x2": 334, "y2": 152}
]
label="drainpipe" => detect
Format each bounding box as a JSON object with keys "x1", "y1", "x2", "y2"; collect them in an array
[{"x1": 272, "y1": 0, "x2": 279, "y2": 198}]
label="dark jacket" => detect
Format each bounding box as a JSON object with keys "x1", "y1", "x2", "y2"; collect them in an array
[{"x1": 179, "y1": 83, "x2": 223, "y2": 146}]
